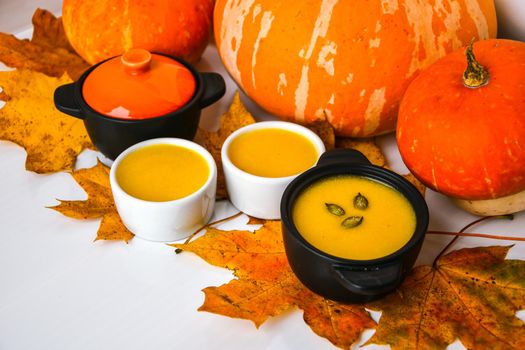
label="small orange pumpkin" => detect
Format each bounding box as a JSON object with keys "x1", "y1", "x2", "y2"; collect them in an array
[
  {"x1": 397, "y1": 39, "x2": 525, "y2": 215},
  {"x1": 214, "y1": 0, "x2": 497, "y2": 137},
  {"x1": 62, "y1": 0, "x2": 214, "y2": 64}
]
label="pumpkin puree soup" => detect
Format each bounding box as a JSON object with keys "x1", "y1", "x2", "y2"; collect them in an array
[
  {"x1": 293, "y1": 176, "x2": 416, "y2": 260},
  {"x1": 228, "y1": 128, "x2": 317, "y2": 178},
  {"x1": 116, "y1": 144, "x2": 209, "y2": 202}
]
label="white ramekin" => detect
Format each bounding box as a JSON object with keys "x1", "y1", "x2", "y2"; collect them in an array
[
  {"x1": 110, "y1": 138, "x2": 217, "y2": 242},
  {"x1": 221, "y1": 121, "x2": 326, "y2": 219}
]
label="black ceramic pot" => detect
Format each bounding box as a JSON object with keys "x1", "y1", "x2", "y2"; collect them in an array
[
  {"x1": 281, "y1": 149, "x2": 429, "y2": 303},
  {"x1": 54, "y1": 53, "x2": 225, "y2": 161}
]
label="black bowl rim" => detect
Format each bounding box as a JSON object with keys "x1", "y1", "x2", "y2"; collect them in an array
[
  {"x1": 281, "y1": 163, "x2": 429, "y2": 266},
  {"x1": 73, "y1": 52, "x2": 205, "y2": 124}
]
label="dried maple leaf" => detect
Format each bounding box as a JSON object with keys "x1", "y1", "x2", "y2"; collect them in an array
[
  {"x1": 336, "y1": 137, "x2": 426, "y2": 195},
  {"x1": 51, "y1": 162, "x2": 133, "y2": 242},
  {"x1": 196, "y1": 91, "x2": 256, "y2": 199},
  {"x1": 367, "y1": 246, "x2": 525, "y2": 349},
  {"x1": 298, "y1": 287, "x2": 377, "y2": 347},
  {"x1": 336, "y1": 137, "x2": 386, "y2": 167},
  {"x1": 0, "y1": 8, "x2": 88, "y2": 80},
  {"x1": 31, "y1": 8, "x2": 77, "y2": 53},
  {"x1": 0, "y1": 69, "x2": 92, "y2": 173},
  {"x1": 401, "y1": 172, "x2": 426, "y2": 196},
  {"x1": 302, "y1": 112, "x2": 335, "y2": 150},
  {"x1": 173, "y1": 220, "x2": 374, "y2": 348}
]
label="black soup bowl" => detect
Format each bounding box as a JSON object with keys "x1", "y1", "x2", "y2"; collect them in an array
[
  {"x1": 54, "y1": 50, "x2": 226, "y2": 161},
  {"x1": 281, "y1": 149, "x2": 429, "y2": 303}
]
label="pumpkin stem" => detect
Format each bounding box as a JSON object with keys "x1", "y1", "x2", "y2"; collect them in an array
[{"x1": 463, "y1": 39, "x2": 489, "y2": 88}]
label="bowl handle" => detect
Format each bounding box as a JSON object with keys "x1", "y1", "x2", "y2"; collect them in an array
[
  {"x1": 199, "y1": 72, "x2": 226, "y2": 108},
  {"x1": 54, "y1": 83, "x2": 84, "y2": 119},
  {"x1": 317, "y1": 148, "x2": 370, "y2": 167},
  {"x1": 331, "y1": 262, "x2": 402, "y2": 296}
]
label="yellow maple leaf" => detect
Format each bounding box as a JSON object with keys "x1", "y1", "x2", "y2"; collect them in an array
[
  {"x1": 50, "y1": 162, "x2": 133, "y2": 242},
  {"x1": 0, "y1": 69, "x2": 92, "y2": 173}
]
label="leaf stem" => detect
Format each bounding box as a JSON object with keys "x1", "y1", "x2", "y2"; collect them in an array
[
  {"x1": 431, "y1": 215, "x2": 514, "y2": 268},
  {"x1": 427, "y1": 231, "x2": 525, "y2": 241},
  {"x1": 182, "y1": 211, "x2": 243, "y2": 245}
]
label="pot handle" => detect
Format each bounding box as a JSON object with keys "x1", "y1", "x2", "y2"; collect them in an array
[
  {"x1": 317, "y1": 149, "x2": 370, "y2": 167},
  {"x1": 54, "y1": 83, "x2": 84, "y2": 119},
  {"x1": 332, "y1": 262, "x2": 402, "y2": 296},
  {"x1": 199, "y1": 72, "x2": 226, "y2": 108}
]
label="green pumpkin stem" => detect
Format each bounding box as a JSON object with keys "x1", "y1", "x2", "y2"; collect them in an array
[{"x1": 463, "y1": 39, "x2": 489, "y2": 88}]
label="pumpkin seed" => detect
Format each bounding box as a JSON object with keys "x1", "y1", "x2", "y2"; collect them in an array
[
  {"x1": 353, "y1": 192, "x2": 368, "y2": 210},
  {"x1": 325, "y1": 203, "x2": 345, "y2": 216},
  {"x1": 341, "y1": 216, "x2": 363, "y2": 229}
]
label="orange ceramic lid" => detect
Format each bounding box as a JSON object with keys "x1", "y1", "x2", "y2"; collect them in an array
[{"x1": 82, "y1": 49, "x2": 196, "y2": 119}]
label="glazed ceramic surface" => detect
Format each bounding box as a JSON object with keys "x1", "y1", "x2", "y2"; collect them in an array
[
  {"x1": 281, "y1": 149, "x2": 429, "y2": 302},
  {"x1": 54, "y1": 51, "x2": 225, "y2": 160},
  {"x1": 82, "y1": 49, "x2": 197, "y2": 119}
]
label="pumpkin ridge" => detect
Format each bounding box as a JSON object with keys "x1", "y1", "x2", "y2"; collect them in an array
[
  {"x1": 397, "y1": 39, "x2": 525, "y2": 206},
  {"x1": 214, "y1": 0, "x2": 497, "y2": 137},
  {"x1": 62, "y1": 0, "x2": 214, "y2": 64}
]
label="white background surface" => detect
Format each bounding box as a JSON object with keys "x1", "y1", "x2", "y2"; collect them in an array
[{"x1": 0, "y1": 2, "x2": 524, "y2": 350}]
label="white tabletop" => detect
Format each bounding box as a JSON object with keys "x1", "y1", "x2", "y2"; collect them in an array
[{"x1": 0, "y1": 11, "x2": 524, "y2": 350}]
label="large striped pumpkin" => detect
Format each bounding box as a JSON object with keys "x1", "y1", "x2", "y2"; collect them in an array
[{"x1": 214, "y1": 0, "x2": 497, "y2": 137}]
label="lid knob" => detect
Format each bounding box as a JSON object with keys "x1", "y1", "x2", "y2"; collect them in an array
[{"x1": 121, "y1": 49, "x2": 152, "y2": 75}]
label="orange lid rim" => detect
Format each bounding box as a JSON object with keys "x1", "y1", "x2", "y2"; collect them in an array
[{"x1": 76, "y1": 52, "x2": 204, "y2": 123}]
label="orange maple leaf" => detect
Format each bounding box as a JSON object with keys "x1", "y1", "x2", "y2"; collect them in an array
[
  {"x1": 31, "y1": 8, "x2": 77, "y2": 53},
  {"x1": 0, "y1": 8, "x2": 88, "y2": 80},
  {"x1": 173, "y1": 220, "x2": 375, "y2": 348},
  {"x1": 368, "y1": 246, "x2": 525, "y2": 349},
  {"x1": 50, "y1": 162, "x2": 133, "y2": 242},
  {"x1": 0, "y1": 8, "x2": 92, "y2": 173}
]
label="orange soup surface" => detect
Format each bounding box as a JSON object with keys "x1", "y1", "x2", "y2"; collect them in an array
[
  {"x1": 293, "y1": 175, "x2": 416, "y2": 260},
  {"x1": 116, "y1": 144, "x2": 209, "y2": 201},
  {"x1": 228, "y1": 128, "x2": 318, "y2": 178}
]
